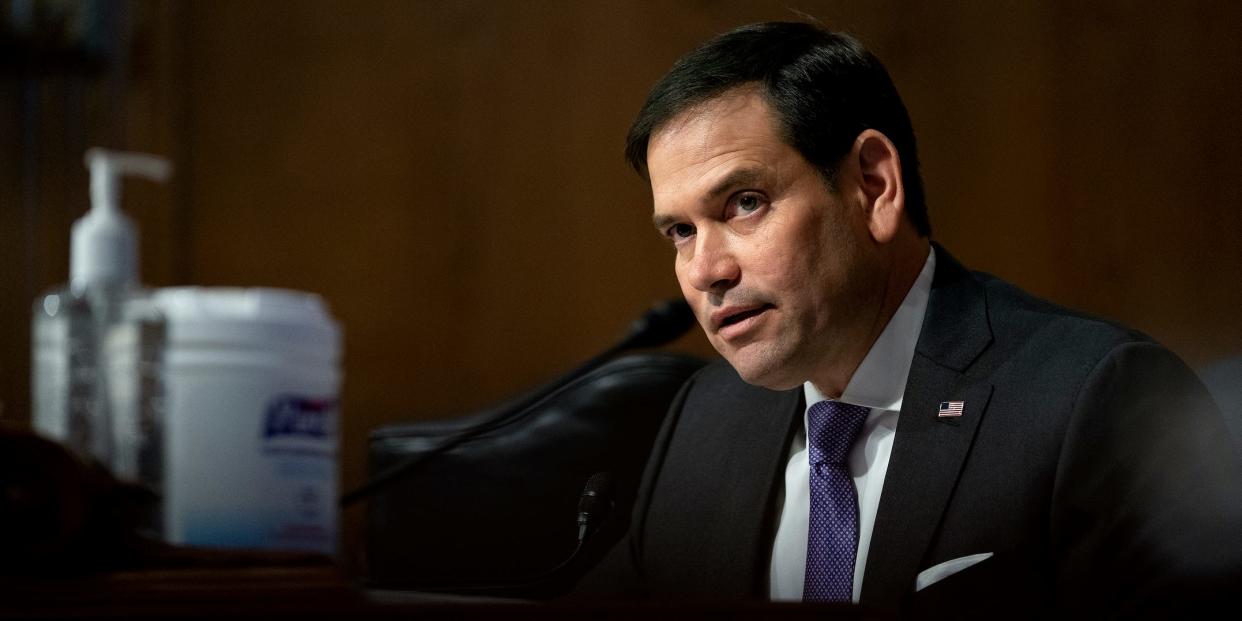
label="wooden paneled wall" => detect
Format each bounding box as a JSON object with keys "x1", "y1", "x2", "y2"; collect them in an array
[{"x1": 4, "y1": 1, "x2": 1240, "y2": 567}]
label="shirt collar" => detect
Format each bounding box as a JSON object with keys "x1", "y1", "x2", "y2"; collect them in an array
[{"x1": 803, "y1": 245, "x2": 936, "y2": 412}]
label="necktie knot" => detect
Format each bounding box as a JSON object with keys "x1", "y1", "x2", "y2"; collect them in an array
[{"x1": 806, "y1": 400, "x2": 870, "y2": 466}]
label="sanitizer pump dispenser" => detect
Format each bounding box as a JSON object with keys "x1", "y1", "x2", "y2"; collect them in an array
[{"x1": 32, "y1": 148, "x2": 172, "y2": 468}]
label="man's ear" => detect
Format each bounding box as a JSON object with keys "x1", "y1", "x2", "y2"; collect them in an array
[{"x1": 852, "y1": 129, "x2": 905, "y2": 244}]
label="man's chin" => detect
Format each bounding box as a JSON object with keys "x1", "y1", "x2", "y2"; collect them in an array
[{"x1": 725, "y1": 353, "x2": 804, "y2": 391}]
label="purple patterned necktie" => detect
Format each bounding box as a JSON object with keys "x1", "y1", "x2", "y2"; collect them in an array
[{"x1": 803, "y1": 400, "x2": 871, "y2": 603}]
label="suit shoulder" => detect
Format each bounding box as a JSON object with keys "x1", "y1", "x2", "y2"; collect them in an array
[{"x1": 972, "y1": 271, "x2": 1156, "y2": 362}]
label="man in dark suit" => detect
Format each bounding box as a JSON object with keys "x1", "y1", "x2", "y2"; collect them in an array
[{"x1": 581, "y1": 22, "x2": 1242, "y2": 617}]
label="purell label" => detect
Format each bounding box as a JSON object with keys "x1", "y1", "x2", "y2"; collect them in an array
[
  {"x1": 255, "y1": 393, "x2": 338, "y2": 552},
  {"x1": 262, "y1": 395, "x2": 337, "y2": 456}
]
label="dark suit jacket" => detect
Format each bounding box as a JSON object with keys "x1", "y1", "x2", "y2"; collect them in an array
[{"x1": 582, "y1": 246, "x2": 1242, "y2": 618}]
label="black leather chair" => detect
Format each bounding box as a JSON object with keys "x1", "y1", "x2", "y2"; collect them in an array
[
  {"x1": 1199, "y1": 355, "x2": 1242, "y2": 450},
  {"x1": 363, "y1": 351, "x2": 707, "y2": 597}
]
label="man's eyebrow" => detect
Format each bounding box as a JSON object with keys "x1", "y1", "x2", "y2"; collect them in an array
[
  {"x1": 653, "y1": 212, "x2": 678, "y2": 232},
  {"x1": 705, "y1": 167, "x2": 764, "y2": 201},
  {"x1": 651, "y1": 167, "x2": 766, "y2": 231}
]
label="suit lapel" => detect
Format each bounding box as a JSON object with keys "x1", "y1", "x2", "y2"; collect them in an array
[
  {"x1": 727, "y1": 386, "x2": 804, "y2": 595},
  {"x1": 648, "y1": 376, "x2": 803, "y2": 596},
  {"x1": 861, "y1": 245, "x2": 995, "y2": 605}
]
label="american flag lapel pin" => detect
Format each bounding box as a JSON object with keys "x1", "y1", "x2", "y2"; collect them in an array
[{"x1": 938, "y1": 401, "x2": 965, "y2": 418}]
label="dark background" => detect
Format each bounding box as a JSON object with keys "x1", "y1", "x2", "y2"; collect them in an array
[{"x1": 3, "y1": 0, "x2": 1240, "y2": 570}]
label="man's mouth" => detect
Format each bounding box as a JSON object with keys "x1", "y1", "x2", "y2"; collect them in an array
[
  {"x1": 721, "y1": 306, "x2": 770, "y2": 327},
  {"x1": 713, "y1": 304, "x2": 775, "y2": 333}
]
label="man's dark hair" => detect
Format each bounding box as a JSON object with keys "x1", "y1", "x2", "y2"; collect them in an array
[{"x1": 626, "y1": 21, "x2": 931, "y2": 236}]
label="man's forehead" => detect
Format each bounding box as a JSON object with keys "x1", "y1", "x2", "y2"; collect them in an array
[
  {"x1": 648, "y1": 86, "x2": 776, "y2": 158},
  {"x1": 651, "y1": 94, "x2": 780, "y2": 173},
  {"x1": 646, "y1": 89, "x2": 791, "y2": 206}
]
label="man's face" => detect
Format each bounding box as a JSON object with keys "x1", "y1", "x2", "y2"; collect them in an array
[{"x1": 647, "y1": 88, "x2": 886, "y2": 391}]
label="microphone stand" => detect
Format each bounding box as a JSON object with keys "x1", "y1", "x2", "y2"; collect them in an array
[{"x1": 338, "y1": 299, "x2": 694, "y2": 508}]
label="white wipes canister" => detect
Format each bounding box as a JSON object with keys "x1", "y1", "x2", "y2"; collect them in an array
[{"x1": 155, "y1": 287, "x2": 342, "y2": 555}]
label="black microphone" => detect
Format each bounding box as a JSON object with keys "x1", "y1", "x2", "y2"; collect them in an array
[
  {"x1": 576, "y1": 472, "x2": 614, "y2": 543},
  {"x1": 340, "y1": 299, "x2": 694, "y2": 508},
  {"x1": 616, "y1": 298, "x2": 697, "y2": 351}
]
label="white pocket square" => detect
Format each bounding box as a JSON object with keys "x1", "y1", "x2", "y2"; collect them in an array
[{"x1": 915, "y1": 552, "x2": 994, "y2": 592}]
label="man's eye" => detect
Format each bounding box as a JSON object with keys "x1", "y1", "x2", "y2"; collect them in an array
[
  {"x1": 733, "y1": 193, "x2": 765, "y2": 215},
  {"x1": 667, "y1": 223, "x2": 696, "y2": 241}
]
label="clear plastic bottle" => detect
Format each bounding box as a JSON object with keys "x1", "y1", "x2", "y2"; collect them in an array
[
  {"x1": 32, "y1": 280, "x2": 125, "y2": 461},
  {"x1": 31, "y1": 149, "x2": 171, "y2": 479}
]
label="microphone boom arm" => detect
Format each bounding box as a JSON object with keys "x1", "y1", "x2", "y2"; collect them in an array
[{"x1": 339, "y1": 299, "x2": 694, "y2": 508}]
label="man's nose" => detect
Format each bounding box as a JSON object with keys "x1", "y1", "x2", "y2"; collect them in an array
[{"x1": 685, "y1": 231, "x2": 739, "y2": 293}]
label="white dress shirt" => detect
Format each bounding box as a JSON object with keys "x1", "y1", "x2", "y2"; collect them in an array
[{"x1": 768, "y1": 247, "x2": 936, "y2": 602}]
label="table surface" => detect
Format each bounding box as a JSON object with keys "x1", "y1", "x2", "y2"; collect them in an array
[{"x1": 1, "y1": 563, "x2": 890, "y2": 619}]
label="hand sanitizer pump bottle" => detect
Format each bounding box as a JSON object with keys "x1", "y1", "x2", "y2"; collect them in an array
[{"x1": 32, "y1": 149, "x2": 172, "y2": 471}]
